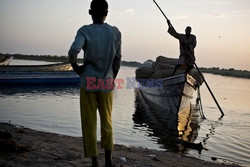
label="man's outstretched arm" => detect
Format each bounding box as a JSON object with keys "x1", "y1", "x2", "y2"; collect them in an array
[{"x1": 167, "y1": 20, "x2": 179, "y2": 39}]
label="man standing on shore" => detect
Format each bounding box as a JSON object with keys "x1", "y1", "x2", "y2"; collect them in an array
[
  {"x1": 68, "y1": 0, "x2": 122, "y2": 166},
  {"x1": 167, "y1": 20, "x2": 197, "y2": 75}
]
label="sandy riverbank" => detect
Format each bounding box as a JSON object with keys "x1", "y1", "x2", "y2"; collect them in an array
[{"x1": 0, "y1": 122, "x2": 240, "y2": 167}]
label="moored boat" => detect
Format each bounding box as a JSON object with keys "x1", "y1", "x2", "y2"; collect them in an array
[
  {"x1": 0, "y1": 55, "x2": 13, "y2": 66},
  {"x1": 0, "y1": 63, "x2": 80, "y2": 85},
  {"x1": 0, "y1": 62, "x2": 72, "y2": 72}
]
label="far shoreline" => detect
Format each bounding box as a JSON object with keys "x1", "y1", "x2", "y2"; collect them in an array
[{"x1": 1, "y1": 53, "x2": 250, "y2": 79}]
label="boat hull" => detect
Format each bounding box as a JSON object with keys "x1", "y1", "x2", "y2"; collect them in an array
[
  {"x1": 0, "y1": 62, "x2": 72, "y2": 72},
  {"x1": 0, "y1": 71, "x2": 80, "y2": 85},
  {"x1": 138, "y1": 74, "x2": 196, "y2": 116}
]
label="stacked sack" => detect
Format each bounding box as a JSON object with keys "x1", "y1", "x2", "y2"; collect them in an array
[
  {"x1": 135, "y1": 55, "x2": 203, "y2": 85},
  {"x1": 136, "y1": 56, "x2": 184, "y2": 80},
  {"x1": 152, "y1": 56, "x2": 185, "y2": 79}
]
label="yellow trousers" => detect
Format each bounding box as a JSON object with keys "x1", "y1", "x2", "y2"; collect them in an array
[{"x1": 80, "y1": 88, "x2": 114, "y2": 157}]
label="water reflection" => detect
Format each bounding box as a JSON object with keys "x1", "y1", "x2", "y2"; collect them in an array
[
  {"x1": 0, "y1": 84, "x2": 81, "y2": 137},
  {"x1": 133, "y1": 89, "x2": 202, "y2": 154}
]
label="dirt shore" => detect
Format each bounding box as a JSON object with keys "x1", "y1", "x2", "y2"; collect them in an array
[{"x1": 0, "y1": 122, "x2": 240, "y2": 167}]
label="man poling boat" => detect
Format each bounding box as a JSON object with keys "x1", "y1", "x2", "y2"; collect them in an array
[
  {"x1": 166, "y1": 21, "x2": 197, "y2": 76},
  {"x1": 152, "y1": 0, "x2": 224, "y2": 117}
]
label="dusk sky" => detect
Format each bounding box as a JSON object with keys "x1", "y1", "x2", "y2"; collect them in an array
[{"x1": 0, "y1": 0, "x2": 250, "y2": 70}]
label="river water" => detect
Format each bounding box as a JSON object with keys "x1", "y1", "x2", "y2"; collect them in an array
[{"x1": 0, "y1": 60, "x2": 249, "y2": 166}]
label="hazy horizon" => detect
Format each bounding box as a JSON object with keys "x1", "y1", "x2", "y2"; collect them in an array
[{"x1": 1, "y1": 0, "x2": 250, "y2": 70}]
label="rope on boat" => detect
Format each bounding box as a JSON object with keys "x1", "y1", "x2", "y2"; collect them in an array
[{"x1": 195, "y1": 86, "x2": 206, "y2": 119}]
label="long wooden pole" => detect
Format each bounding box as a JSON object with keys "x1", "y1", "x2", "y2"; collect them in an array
[
  {"x1": 153, "y1": 0, "x2": 225, "y2": 116},
  {"x1": 193, "y1": 63, "x2": 224, "y2": 116},
  {"x1": 153, "y1": 0, "x2": 169, "y2": 21}
]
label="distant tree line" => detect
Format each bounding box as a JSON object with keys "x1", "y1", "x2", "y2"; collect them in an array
[
  {"x1": 7, "y1": 53, "x2": 70, "y2": 62},
  {"x1": 1, "y1": 53, "x2": 249, "y2": 79},
  {"x1": 0, "y1": 53, "x2": 143, "y2": 67},
  {"x1": 121, "y1": 61, "x2": 142, "y2": 67},
  {"x1": 199, "y1": 67, "x2": 250, "y2": 79}
]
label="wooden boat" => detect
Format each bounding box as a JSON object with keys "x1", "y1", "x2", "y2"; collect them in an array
[
  {"x1": 0, "y1": 62, "x2": 72, "y2": 72},
  {"x1": 138, "y1": 73, "x2": 197, "y2": 113},
  {"x1": 0, "y1": 63, "x2": 80, "y2": 85},
  {"x1": 0, "y1": 55, "x2": 13, "y2": 66},
  {"x1": 135, "y1": 56, "x2": 203, "y2": 118},
  {"x1": 134, "y1": 56, "x2": 204, "y2": 152}
]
